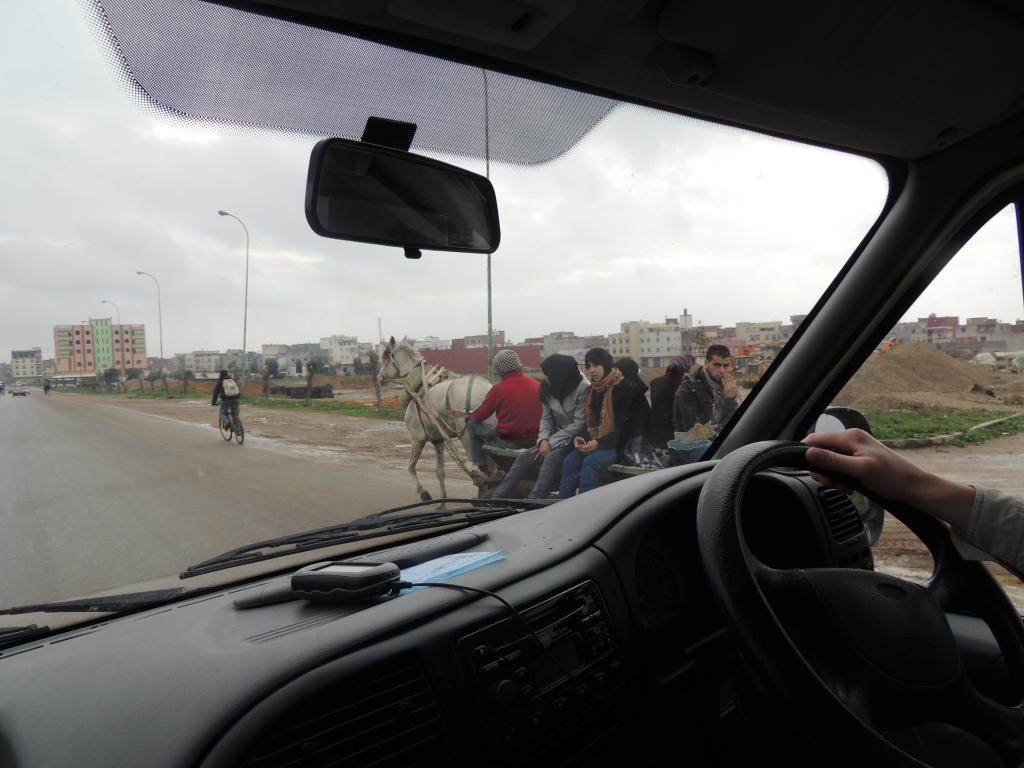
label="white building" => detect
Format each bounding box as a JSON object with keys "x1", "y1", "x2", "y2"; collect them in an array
[
  {"x1": 175, "y1": 350, "x2": 223, "y2": 373},
  {"x1": 320, "y1": 335, "x2": 375, "y2": 374},
  {"x1": 11, "y1": 348, "x2": 43, "y2": 382},
  {"x1": 609, "y1": 319, "x2": 684, "y2": 368},
  {"x1": 414, "y1": 336, "x2": 452, "y2": 351}
]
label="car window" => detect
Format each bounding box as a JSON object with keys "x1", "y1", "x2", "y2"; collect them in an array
[
  {"x1": 0, "y1": 1, "x2": 888, "y2": 627},
  {"x1": 837, "y1": 204, "x2": 1024, "y2": 608}
]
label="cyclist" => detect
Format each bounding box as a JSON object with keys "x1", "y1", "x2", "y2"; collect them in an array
[{"x1": 211, "y1": 370, "x2": 241, "y2": 431}]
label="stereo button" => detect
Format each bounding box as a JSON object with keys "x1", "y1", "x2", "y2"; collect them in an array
[{"x1": 488, "y1": 679, "x2": 520, "y2": 710}]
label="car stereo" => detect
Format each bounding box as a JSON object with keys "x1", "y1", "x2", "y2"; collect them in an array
[{"x1": 458, "y1": 581, "x2": 623, "y2": 758}]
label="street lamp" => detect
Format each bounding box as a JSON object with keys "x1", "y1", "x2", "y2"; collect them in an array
[
  {"x1": 218, "y1": 209, "x2": 250, "y2": 378},
  {"x1": 136, "y1": 271, "x2": 164, "y2": 366},
  {"x1": 100, "y1": 298, "x2": 124, "y2": 385}
]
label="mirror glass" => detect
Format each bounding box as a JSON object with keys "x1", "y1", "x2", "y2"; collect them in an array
[
  {"x1": 306, "y1": 139, "x2": 500, "y2": 253},
  {"x1": 811, "y1": 413, "x2": 846, "y2": 434}
]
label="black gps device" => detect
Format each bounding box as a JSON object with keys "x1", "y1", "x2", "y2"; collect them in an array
[{"x1": 290, "y1": 560, "x2": 401, "y2": 603}]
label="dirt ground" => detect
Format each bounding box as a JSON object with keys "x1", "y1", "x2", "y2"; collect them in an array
[
  {"x1": 836, "y1": 341, "x2": 1024, "y2": 411},
  {"x1": 877, "y1": 433, "x2": 1024, "y2": 609},
  {"x1": 77, "y1": 393, "x2": 416, "y2": 470}
]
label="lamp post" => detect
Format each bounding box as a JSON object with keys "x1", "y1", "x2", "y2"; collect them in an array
[
  {"x1": 218, "y1": 210, "x2": 250, "y2": 379},
  {"x1": 100, "y1": 299, "x2": 124, "y2": 386},
  {"x1": 136, "y1": 271, "x2": 163, "y2": 368}
]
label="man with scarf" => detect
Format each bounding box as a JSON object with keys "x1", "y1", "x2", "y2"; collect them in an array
[
  {"x1": 559, "y1": 348, "x2": 639, "y2": 498},
  {"x1": 672, "y1": 344, "x2": 738, "y2": 441},
  {"x1": 491, "y1": 354, "x2": 589, "y2": 498}
]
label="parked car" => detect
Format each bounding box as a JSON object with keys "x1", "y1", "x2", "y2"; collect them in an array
[
  {"x1": 10, "y1": 387, "x2": 29, "y2": 397},
  {"x1": 2, "y1": 2, "x2": 1024, "y2": 768}
]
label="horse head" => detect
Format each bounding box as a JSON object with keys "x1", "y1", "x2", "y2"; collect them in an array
[{"x1": 378, "y1": 336, "x2": 422, "y2": 381}]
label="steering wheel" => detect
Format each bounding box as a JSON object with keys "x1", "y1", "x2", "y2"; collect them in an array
[{"x1": 696, "y1": 441, "x2": 1024, "y2": 767}]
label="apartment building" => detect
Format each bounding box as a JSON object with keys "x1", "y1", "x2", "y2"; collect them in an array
[
  {"x1": 413, "y1": 336, "x2": 451, "y2": 350},
  {"x1": 735, "y1": 321, "x2": 783, "y2": 344},
  {"x1": 609, "y1": 318, "x2": 686, "y2": 368},
  {"x1": 320, "y1": 335, "x2": 375, "y2": 374},
  {"x1": 11, "y1": 348, "x2": 43, "y2": 382},
  {"x1": 54, "y1": 319, "x2": 146, "y2": 376}
]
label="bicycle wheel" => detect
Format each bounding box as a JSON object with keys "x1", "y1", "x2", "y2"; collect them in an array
[
  {"x1": 218, "y1": 417, "x2": 232, "y2": 441},
  {"x1": 233, "y1": 418, "x2": 244, "y2": 445}
]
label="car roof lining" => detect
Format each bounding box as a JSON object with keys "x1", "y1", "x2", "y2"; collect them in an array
[
  {"x1": 92, "y1": 0, "x2": 1024, "y2": 163},
  {"x1": 232, "y1": 0, "x2": 1024, "y2": 160}
]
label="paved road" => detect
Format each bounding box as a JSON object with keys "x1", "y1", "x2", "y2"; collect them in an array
[{"x1": 0, "y1": 391, "x2": 462, "y2": 610}]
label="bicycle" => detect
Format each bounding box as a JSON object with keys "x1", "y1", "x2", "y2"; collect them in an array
[{"x1": 215, "y1": 404, "x2": 245, "y2": 445}]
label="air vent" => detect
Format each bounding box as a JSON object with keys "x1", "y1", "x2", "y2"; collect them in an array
[
  {"x1": 818, "y1": 488, "x2": 864, "y2": 543},
  {"x1": 242, "y1": 658, "x2": 446, "y2": 767}
]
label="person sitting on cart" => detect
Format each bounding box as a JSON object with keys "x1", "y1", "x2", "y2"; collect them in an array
[
  {"x1": 559, "y1": 348, "x2": 642, "y2": 498},
  {"x1": 491, "y1": 353, "x2": 589, "y2": 498},
  {"x1": 453, "y1": 349, "x2": 541, "y2": 476}
]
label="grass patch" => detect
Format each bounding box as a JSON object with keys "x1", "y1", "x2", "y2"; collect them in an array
[
  {"x1": 127, "y1": 390, "x2": 405, "y2": 421},
  {"x1": 957, "y1": 414, "x2": 1024, "y2": 445},
  {"x1": 865, "y1": 409, "x2": 1024, "y2": 443},
  {"x1": 240, "y1": 396, "x2": 405, "y2": 421}
]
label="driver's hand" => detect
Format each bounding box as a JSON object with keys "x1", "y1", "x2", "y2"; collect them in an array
[{"x1": 803, "y1": 428, "x2": 973, "y2": 533}]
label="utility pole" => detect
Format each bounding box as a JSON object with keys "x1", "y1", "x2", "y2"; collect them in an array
[
  {"x1": 218, "y1": 210, "x2": 250, "y2": 381},
  {"x1": 136, "y1": 271, "x2": 164, "y2": 367}
]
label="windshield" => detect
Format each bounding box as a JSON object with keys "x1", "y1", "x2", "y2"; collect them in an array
[{"x1": 0, "y1": 1, "x2": 887, "y2": 628}]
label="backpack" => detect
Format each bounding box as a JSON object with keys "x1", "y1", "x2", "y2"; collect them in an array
[{"x1": 221, "y1": 378, "x2": 240, "y2": 397}]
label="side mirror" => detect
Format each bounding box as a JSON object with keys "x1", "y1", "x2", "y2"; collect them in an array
[
  {"x1": 807, "y1": 406, "x2": 885, "y2": 546},
  {"x1": 305, "y1": 138, "x2": 500, "y2": 255}
]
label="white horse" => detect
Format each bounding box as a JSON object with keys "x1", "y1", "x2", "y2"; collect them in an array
[{"x1": 378, "y1": 337, "x2": 492, "y2": 501}]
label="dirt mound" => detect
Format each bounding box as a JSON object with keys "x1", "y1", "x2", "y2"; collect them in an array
[{"x1": 835, "y1": 342, "x2": 1003, "y2": 411}]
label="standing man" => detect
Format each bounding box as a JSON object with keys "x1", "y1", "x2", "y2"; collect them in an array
[
  {"x1": 672, "y1": 344, "x2": 739, "y2": 441},
  {"x1": 211, "y1": 369, "x2": 242, "y2": 430},
  {"x1": 454, "y1": 350, "x2": 542, "y2": 475}
]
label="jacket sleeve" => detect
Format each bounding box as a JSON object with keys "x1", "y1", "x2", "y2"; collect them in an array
[
  {"x1": 537, "y1": 401, "x2": 555, "y2": 443},
  {"x1": 468, "y1": 385, "x2": 499, "y2": 422},
  {"x1": 718, "y1": 394, "x2": 739, "y2": 428},
  {"x1": 546, "y1": 384, "x2": 589, "y2": 448},
  {"x1": 211, "y1": 381, "x2": 221, "y2": 405},
  {"x1": 673, "y1": 381, "x2": 698, "y2": 433},
  {"x1": 951, "y1": 487, "x2": 1024, "y2": 576}
]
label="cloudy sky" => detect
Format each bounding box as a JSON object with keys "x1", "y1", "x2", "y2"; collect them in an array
[{"x1": 1, "y1": 1, "x2": 1021, "y2": 362}]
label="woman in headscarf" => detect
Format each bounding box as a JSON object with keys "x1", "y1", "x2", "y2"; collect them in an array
[
  {"x1": 559, "y1": 348, "x2": 640, "y2": 498},
  {"x1": 647, "y1": 354, "x2": 695, "y2": 446},
  {"x1": 614, "y1": 356, "x2": 652, "y2": 446},
  {"x1": 492, "y1": 354, "x2": 589, "y2": 499}
]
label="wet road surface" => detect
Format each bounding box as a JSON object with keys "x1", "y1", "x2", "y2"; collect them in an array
[{"x1": 0, "y1": 391, "x2": 473, "y2": 610}]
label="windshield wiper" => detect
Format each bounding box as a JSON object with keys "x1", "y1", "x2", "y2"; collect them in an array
[
  {"x1": 0, "y1": 588, "x2": 187, "y2": 616},
  {"x1": 0, "y1": 624, "x2": 52, "y2": 651},
  {"x1": 181, "y1": 497, "x2": 549, "y2": 579}
]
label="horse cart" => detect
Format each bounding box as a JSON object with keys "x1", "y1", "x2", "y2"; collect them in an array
[{"x1": 476, "y1": 445, "x2": 651, "y2": 499}]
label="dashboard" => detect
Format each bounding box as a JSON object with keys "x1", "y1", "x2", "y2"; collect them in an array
[{"x1": 0, "y1": 463, "x2": 881, "y2": 767}]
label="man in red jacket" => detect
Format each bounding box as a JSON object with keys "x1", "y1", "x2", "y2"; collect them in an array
[{"x1": 454, "y1": 349, "x2": 542, "y2": 475}]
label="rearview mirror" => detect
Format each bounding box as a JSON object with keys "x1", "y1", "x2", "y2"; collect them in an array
[{"x1": 305, "y1": 138, "x2": 500, "y2": 255}]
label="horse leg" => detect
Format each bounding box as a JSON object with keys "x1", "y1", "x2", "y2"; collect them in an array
[
  {"x1": 432, "y1": 441, "x2": 448, "y2": 508},
  {"x1": 408, "y1": 439, "x2": 431, "y2": 501}
]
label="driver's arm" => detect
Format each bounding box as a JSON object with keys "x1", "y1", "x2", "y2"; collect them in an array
[{"x1": 805, "y1": 428, "x2": 1024, "y2": 574}]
